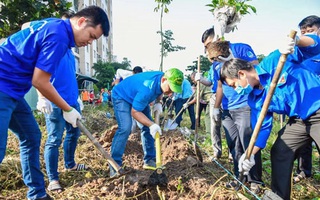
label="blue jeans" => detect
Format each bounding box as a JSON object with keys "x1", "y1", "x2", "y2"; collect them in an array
[
  {"x1": 44, "y1": 103, "x2": 81, "y2": 182},
  {"x1": 0, "y1": 91, "x2": 46, "y2": 199},
  {"x1": 111, "y1": 98, "x2": 155, "y2": 166}
]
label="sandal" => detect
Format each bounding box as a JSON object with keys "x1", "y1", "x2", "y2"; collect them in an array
[
  {"x1": 250, "y1": 182, "x2": 262, "y2": 194},
  {"x1": 65, "y1": 163, "x2": 89, "y2": 172},
  {"x1": 47, "y1": 181, "x2": 63, "y2": 193},
  {"x1": 293, "y1": 174, "x2": 305, "y2": 184}
]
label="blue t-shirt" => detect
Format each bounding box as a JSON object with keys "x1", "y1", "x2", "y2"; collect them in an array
[
  {"x1": 250, "y1": 50, "x2": 320, "y2": 148},
  {"x1": 112, "y1": 71, "x2": 163, "y2": 111},
  {"x1": 50, "y1": 49, "x2": 78, "y2": 106},
  {"x1": 215, "y1": 42, "x2": 258, "y2": 110},
  {"x1": 102, "y1": 92, "x2": 109, "y2": 102},
  {"x1": 0, "y1": 18, "x2": 75, "y2": 100},
  {"x1": 295, "y1": 34, "x2": 320, "y2": 74},
  {"x1": 297, "y1": 34, "x2": 320, "y2": 60},
  {"x1": 207, "y1": 62, "x2": 220, "y2": 93},
  {"x1": 174, "y1": 79, "x2": 193, "y2": 99}
]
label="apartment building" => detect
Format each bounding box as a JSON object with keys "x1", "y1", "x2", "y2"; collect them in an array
[
  {"x1": 68, "y1": 0, "x2": 113, "y2": 86},
  {"x1": 24, "y1": 0, "x2": 113, "y2": 110}
]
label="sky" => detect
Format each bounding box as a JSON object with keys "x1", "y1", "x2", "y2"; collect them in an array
[{"x1": 112, "y1": 0, "x2": 320, "y2": 74}]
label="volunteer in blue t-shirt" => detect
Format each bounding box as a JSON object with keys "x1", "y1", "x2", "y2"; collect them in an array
[
  {"x1": 0, "y1": 6, "x2": 109, "y2": 200},
  {"x1": 196, "y1": 34, "x2": 263, "y2": 192},
  {"x1": 291, "y1": 15, "x2": 320, "y2": 183},
  {"x1": 110, "y1": 68, "x2": 183, "y2": 178},
  {"x1": 220, "y1": 45, "x2": 320, "y2": 199}
]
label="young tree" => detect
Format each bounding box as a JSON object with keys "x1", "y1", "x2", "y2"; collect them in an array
[
  {"x1": 154, "y1": 0, "x2": 173, "y2": 72},
  {"x1": 0, "y1": 0, "x2": 71, "y2": 38},
  {"x1": 157, "y1": 29, "x2": 185, "y2": 57},
  {"x1": 206, "y1": 0, "x2": 256, "y2": 40}
]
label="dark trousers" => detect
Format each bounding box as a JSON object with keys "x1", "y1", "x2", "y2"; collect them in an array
[
  {"x1": 296, "y1": 143, "x2": 313, "y2": 177},
  {"x1": 174, "y1": 98, "x2": 196, "y2": 130},
  {"x1": 222, "y1": 106, "x2": 262, "y2": 183},
  {"x1": 271, "y1": 110, "x2": 320, "y2": 200},
  {"x1": 197, "y1": 103, "x2": 207, "y2": 126}
]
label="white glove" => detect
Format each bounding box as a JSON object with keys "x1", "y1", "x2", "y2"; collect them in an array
[
  {"x1": 183, "y1": 103, "x2": 189, "y2": 109},
  {"x1": 279, "y1": 36, "x2": 295, "y2": 54},
  {"x1": 36, "y1": 97, "x2": 53, "y2": 114},
  {"x1": 77, "y1": 97, "x2": 84, "y2": 111},
  {"x1": 212, "y1": 108, "x2": 220, "y2": 122},
  {"x1": 63, "y1": 108, "x2": 82, "y2": 128},
  {"x1": 238, "y1": 153, "x2": 255, "y2": 175},
  {"x1": 149, "y1": 123, "x2": 162, "y2": 139},
  {"x1": 153, "y1": 102, "x2": 163, "y2": 115},
  {"x1": 195, "y1": 73, "x2": 202, "y2": 82}
]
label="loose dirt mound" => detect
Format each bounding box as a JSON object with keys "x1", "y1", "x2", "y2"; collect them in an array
[
  {"x1": 2, "y1": 109, "x2": 319, "y2": 199},
  {"x1": 79, "y1": 128, "x2": 243, "y2": 200}
]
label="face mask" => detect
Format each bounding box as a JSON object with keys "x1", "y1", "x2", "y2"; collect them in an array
[{"x1": 235, "y1": 79, "x2": 253, "y2": 95}]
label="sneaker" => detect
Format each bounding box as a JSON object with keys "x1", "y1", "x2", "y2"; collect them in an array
[
  {"x1": 225, "y1": 180, "x2": 238, "y2": 189},
  {"x1": 293, "y1": 173, "x2": 306, "y2": 184},
  {"x1": 143, "y1": 159, "x2": 156, "y2": 170}
]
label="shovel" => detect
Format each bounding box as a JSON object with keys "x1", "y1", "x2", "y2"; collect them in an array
[
  {"x1": 76, "y1": 120, "x2": 126, "y2": 179},
  {"x1": 163, "y1": 91, "x2": 196, "y2": 131},
  {"x1": 148, "y1": 131, "x2": 168, "y2": 187},
  {"x1": 193, "y1": 56, "x2": 203, "y2": 163},
  {"x1": 161, "y1": 97, "x2": 176, "y2": 128},
  {"x1": 236, "y1": 30, "x2": 297, "y2": 198}
]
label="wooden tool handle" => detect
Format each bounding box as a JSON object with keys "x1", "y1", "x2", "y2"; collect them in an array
[{"x1": 77, "y1": 120, "x2": 122, "y2": 172}]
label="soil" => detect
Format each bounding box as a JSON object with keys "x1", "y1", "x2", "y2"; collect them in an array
[{"x1": 1, "y1": 110, "x2": 320, "y2": 200}]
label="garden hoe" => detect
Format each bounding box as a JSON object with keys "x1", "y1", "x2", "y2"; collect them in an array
[
  {"x1": 76, "y1": 120, "x2": 126, "y2": 180},
  {"x1": 236, "y1": 30, "x2": 297, "y2": 200},
  {"x1": 193, "y1": 56, "x2": 203, "y2": 163},
  {"x1": 147, "y1": 131, "x2": 168, "y2": 187}
]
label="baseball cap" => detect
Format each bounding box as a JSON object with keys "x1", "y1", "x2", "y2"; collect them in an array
[{"x1": 164, "y1": 68, "x2": 183, "y2": 94}]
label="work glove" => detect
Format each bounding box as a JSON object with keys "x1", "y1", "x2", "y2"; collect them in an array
[
  {"x1": 195, "y1": 73, "x2": 202, "y2": 82},
  {"x1": 36, "y1": 97, "x2": 53, "y2": 114},
  {"x1": 63, "y1": 108, "x2": 82, "y2": 128},
  {"x1": 212, "y1": 108, "x2": 220, "y2": 122},
  {"x1": 153, "y1": 102, "x2": 163, "y2": 115},
  {"x1": 183, "y1": 102, "x2": 189, "y2": 109},
  {"x1": 279, "y1": 36, "x2": 295, "y2": 54},
  {"x1": 149, "y1": 123, "x2": 162, "y2": 139},
  {"x1": 238, "y1": 153, "x2": 255, "y2": 175}
]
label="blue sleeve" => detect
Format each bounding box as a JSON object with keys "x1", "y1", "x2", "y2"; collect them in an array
[{"x1": 251, "y1": 107, "x2": 274, "y2": 148}]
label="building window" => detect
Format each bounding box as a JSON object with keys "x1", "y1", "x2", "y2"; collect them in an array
[{"x1": 94, "y1": 50, "x2": 96, "y2": 58}]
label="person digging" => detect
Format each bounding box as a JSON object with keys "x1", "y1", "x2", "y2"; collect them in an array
[{"x1": 109, "y1": 68, "x2": 183, "y2": 178}]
